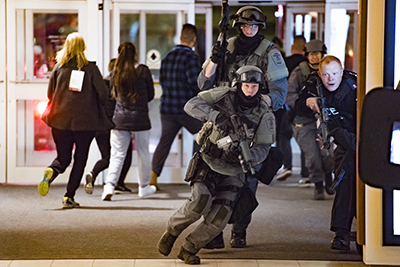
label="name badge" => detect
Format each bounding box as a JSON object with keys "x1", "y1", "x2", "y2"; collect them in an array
[{"x1": 69, "y1": 70, "x2": 85, "y2": 92}]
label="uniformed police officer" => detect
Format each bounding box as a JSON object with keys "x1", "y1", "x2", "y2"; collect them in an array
[
  {"x1": 157, "y1": 66, "x2": 275, "y2": 264},
  {"x1": 197, "y1": 5, "x2": 288, "y2": 248},
  {"x1": 295, "y1": 55, "x2": 357, "y2": 251}
]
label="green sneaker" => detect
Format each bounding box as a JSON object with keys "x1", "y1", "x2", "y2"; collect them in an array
[
  {"x1": 62, "y1": 197, "x2": 80, "y2": 209},
  {"x1": 38, "y1": 168, "x2": 53, "y2": 196}
]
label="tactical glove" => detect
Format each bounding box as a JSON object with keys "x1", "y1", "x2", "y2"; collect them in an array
[
  {"x1": 215, "y1": 112, "x2": 231, "y2": 132},
  {"x1": 225, "y1": 148, "x2": 241, "y2": 163},
  {"x1": 211, "y1": 41, "x2": 224, "y2": 63}
]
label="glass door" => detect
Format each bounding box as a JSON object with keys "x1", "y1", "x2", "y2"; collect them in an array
[
  {"x1": 285, "y1": 3, "x2": 325, "y2": 57},
  {"x1": 6, "y1": 0, "x2": 100, "y2": 184},
  {"x1": 109, "y1": 1, "x2": 197, "y2": 184}
]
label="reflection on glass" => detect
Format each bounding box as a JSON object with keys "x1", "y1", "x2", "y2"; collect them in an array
[
  {"x1": 34, "y1": 100, "x2": 55, "y2": 151},
  {"x1": 390, "y1": 121, "x2": 400, "y2": 165},
  {"x1": 33, "y1": 13, "x2": 78, "y2": 79},
  {"x1": 344, "y1": 10, "x2": 356, "y2": 71},
  {"x1": 146, "y1": 13, "x2": 176, "y2": 80},
  {"x1": 292, "y1": 13, "x2": 319, "y2": 41},
  {"x1": 120, "y1": 13, "x2": 140, "y2": 54},
  {"x1": 195, "y1": 14, "x2": 206, "y2": 64}
]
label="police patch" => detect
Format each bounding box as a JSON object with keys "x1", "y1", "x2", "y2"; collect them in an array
[{"x1": 271, "y1": 51, "x2": 284, "y2": 66}]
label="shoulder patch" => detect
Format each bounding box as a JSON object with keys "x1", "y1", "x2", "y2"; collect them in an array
[{"x1": 271, "y1": 51, "x2": 285, "y2": 66}]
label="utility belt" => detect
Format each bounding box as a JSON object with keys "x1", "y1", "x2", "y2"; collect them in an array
[{"x1": 185, "y1": 151, "x2": 224, "y2": 184}]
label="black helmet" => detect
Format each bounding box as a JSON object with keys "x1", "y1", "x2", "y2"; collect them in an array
[
  {"x1": 234, "y1": 65, "x2": 264, "y2": 108},
  {"x1": 234, "y1": 65, "x2": 265, "y2": 85},
  {"x1": 231, "y1": 6, "x2": 267, "y2": 28},
  {"x1": 303, "y1": 39, "x2": 327, "y2": 55}
]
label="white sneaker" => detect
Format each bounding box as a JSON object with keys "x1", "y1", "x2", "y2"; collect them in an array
[
  {"x1": 102, "y1": 183, "x2": 114, "y2": 201},
  {"x1": 138, "y1": 185, "x2": 156, "y2": 198},
  {"x1": 276, "y1": 168, "x2": 292, "y2": 181},
  {"x1": 297, "y1": 177, "x2": 311, "y2": 187}
]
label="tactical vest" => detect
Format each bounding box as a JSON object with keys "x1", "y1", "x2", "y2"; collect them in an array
[
  {"x1": 225, "y1": 37, "x2": 287, "y2": 82},
  {"x1": 299, "y1": 61, "x2": 311, "y2": 80},
  {"x1": 198, "y1": 87, "x2": 275, "y2": 176}
]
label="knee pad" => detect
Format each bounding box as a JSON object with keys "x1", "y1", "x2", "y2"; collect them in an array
[
  {"x1": 192, "y1": 194, "x2": 210, "y2": 214},
  {"x1": 211, "y1": 205, "x2": 229, "y2": 228}
]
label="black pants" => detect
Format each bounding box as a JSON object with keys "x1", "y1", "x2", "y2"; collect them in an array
[
  {"x1": 152, "y1": 113, "x2": 203, "y2": 175},
  {"x1": 50, "y1": 128, "x2": 96, "y2": 198},
  {"x1": 92, "y1": 130, "x2": 132, "y2": 185},
  {"x1": 330, "y1": 148, "x2": 356, "y2": 232}
]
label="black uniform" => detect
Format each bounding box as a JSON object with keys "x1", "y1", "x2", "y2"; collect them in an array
[{"x1": 296, "y1": 71, "x2": 357, "y2": 233}]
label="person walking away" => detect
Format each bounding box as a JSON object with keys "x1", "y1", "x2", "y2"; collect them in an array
[
  {"x1": 157, "y1": 66, "x2": 275, "y2": 264},
  {"x1": 295, "y1": 55, "x2": 357, "y2": 251},
  {"x1": 197, "y1": 6, "x2": 288, "y2": 248},
  {"x1": 101, "y1": 42, "x2": 156, "y2": 200},
  {"x1": 84, "y1": 58, "x2": 134, "y2": 195},
  {"x1": 150, "y1": 23, "x2": 203, "y2": 190},
  {"x1": 38, "y1": 32, "x2": 114, "y2": 208}
]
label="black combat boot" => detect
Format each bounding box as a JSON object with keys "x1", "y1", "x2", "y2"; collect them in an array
[
  {"x1": 203, "y1": 232, "x2": 225, "y2": 249},
  {"x1": 177, "y1": 247, "x2": 200, "y2": 265},
  {"x1": 314, "y1": 181, "x2": 325, "y2": 200},
  {"x1": 230, "y1": 231, "x2": 246, "y2": 248},
  {"x1": 331, "y1": 229, "x2": 350, "y2": 251},
  {"x1": 158, "y1": 231, "x2": 178, "y2": 256}
]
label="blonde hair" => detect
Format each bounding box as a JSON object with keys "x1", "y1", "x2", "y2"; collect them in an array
[{"x1": 56, "y1": 32, "x2": 88, "y2": 69}]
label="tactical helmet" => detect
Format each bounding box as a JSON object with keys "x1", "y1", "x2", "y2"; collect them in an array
[
  {"x1": 303, "y1": 39, "x2": 327, "y2": 55},
  {"x1": 232, "y1": 6, "x2": 267, "y2": 28},
  {"x1": 234, "y1": 65, "x2": 265, "y2": 84}
]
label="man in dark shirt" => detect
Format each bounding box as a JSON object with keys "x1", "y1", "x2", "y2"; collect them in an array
[
  {"x1": 151, "y1": 24, "x2": 203, "y2": 190},
  {"x1": 284, "y1": 35, "x2": 307, "y2": 75}
]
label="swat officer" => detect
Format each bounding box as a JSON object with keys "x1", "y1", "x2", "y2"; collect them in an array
[
  {"x1": 286, "y1": 39, "x2": 334, "y2": 200},
  {"x1": 198, "y1": 5, "x2": 288, "y2": 111},
  {"x1": 295, "y1": 55, "x2": 357, "y2": 251},
  {"x1": 197, "y1": 5, "x2": 288, "y2": 248},
  {"x1": 157, "y1": 66, "x2": 275, "y2": 264}
]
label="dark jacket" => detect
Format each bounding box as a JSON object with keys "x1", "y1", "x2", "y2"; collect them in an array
[
  {"x1": 112, "y1": 64, "x2": 155, "y2": 131},
  {"x1": 295, "y1": 71, "x2": 357, "y2": 134},
  {"x1": 42, "y1": 58, "x2": 114, "y2": 131}
]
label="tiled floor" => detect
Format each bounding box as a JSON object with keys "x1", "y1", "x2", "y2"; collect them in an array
[{"x1": 0, "y1": 259, "x2": 369, "y2": 267}]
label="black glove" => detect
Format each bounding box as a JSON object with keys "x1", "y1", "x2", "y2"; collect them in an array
[
  {"x1": 215, "y1": 113, "x2": 231, "y2": 132},
  {"x1": 211, "y1": 41, "x2": 224, "y2": 63},
  {"x1": 225, "y1": 148, "x2": 241, "y2": 163}
]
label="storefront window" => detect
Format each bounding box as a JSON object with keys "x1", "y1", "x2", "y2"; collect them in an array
[{"x1": 33, "y1": 13, "x2": 78, "y2": 79}]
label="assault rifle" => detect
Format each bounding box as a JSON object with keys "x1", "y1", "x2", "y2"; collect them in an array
[
  {"x1": 315, "y1": 78, "x2": 331, "y2": 155},
  {"x1": 215, "y1": 94, "x2": 256, "y2": 175},
  {"x1": 215, "y1": 0, "x2": 230, "y2": 86}
]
